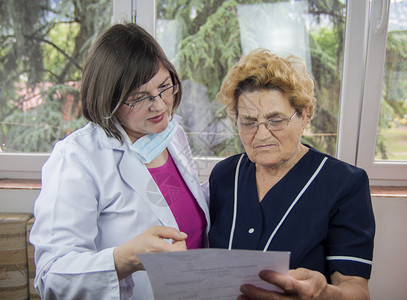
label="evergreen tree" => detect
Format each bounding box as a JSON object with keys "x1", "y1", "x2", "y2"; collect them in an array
[
  {"x1": 1, "y1": 0, "x2": 405, "y2": 158},
  {"x1": 157, "y1": 0, "x2": 346, "y2": 156},
  {"x1": 0, "y1": 0, "x2": 111, "y2": 152}
]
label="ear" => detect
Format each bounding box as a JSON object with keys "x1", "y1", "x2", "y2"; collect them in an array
[{"x1": 300, "y1": 107, "x2": 310, "y2": 132}]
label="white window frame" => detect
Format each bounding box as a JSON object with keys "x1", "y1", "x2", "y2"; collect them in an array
[
  {"x1": 356, "y1": 0, "x2": 407, "y2": 186},
  {"x1": 337, "y1": 0, "x2": 370, "y2": 165},
  {"x1": 1, "y1": 0, "x2": 406, "y2": 186},
  {"x1": 338, "y1": 0, "x2": 407, "y2": 186}
]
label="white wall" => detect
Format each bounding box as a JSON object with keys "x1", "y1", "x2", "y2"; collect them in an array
[
  {"x1": 0, "y1": 189, "x2": 39, "y2": 214},
  {"x1": 1, "y1": 190, "x2": 406, "y2": 299},
  {"x1": 369, "y1": 196, "x2": 407, "y2": 300}
]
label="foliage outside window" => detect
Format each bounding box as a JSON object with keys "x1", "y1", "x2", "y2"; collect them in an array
[
  {"x1": 375, "y1": 1, "x2": 407, "y2": 161},
  {"x1": 156, "y1": 0, "x2": 346, "y2": 157},
  {"x1": 1, "y1": 0, "x2": 405, "y2": 162},
  {"x1": 0, "y1": 0, "x2": 112, "y2": 152}
]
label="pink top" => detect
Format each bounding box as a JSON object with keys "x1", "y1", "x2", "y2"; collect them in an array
[{"x1": 148, "y1": 153, "x2": 206, "y2": 249}]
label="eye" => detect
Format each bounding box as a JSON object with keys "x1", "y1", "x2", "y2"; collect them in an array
[
  {"x1": 241, "y1": 121, "x2": 257, "y2": 127},
  {"x1": 130, "y1": 95, "x2": 149, "y2": 103},
  {"x1": 268, "y1": 119, "x2": 285, "y2": 125},
  {"x1": 159, "y1": 83, "x2": 171, "y2": 90}
]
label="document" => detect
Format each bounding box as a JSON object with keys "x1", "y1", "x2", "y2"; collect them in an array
[{"x1": 138, "y1": 248, "x2": 290, "y2": 300}]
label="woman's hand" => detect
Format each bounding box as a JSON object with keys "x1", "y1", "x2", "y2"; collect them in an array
[
  {"x1": 113, "y1": 225, "x2": 187, "y2": 280},
  {"x1": 238, "y1": 268, "x2": 369, "y2": 300}
]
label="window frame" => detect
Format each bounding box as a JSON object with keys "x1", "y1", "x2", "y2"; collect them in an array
[
  {"x1": 1, "y1": 0, "x2": 406, "y2": 186},
  {"x1": 337, "y1": 0, "x2": 369, "y2": 165},
  {"x1": 355, "y1": 0, "x2": 407, "y2": 186}
]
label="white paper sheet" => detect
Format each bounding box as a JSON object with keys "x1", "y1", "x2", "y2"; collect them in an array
[{"x1": 139, "y1": 248, "x2": 290, "y2": 300}]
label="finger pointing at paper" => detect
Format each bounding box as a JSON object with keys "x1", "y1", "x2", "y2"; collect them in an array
[{"x1": 114, "y1": 225, "x2": 187, "y2": 280}]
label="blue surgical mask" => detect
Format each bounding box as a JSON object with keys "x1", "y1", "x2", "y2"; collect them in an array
[{"x1": 130, "y1": 118, "x2": 178, "y2": 164}]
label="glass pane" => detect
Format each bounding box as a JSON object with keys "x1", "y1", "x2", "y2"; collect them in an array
[
  {"x1": 0, "y1": 0, "x2": 112, "y2": 153},
  {"x1": 156, "y1": 0, "x2": 346, "y2": 157},
  {"x1": 375, "y1": 0, "x2": 407, "y2": 161}
]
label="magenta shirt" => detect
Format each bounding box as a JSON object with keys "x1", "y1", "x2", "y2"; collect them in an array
[{"x1": 148, "y1": 153, "x2": 206, "y2": 249}]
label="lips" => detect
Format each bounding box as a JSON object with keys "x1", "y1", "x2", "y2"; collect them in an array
[
  {"x1": 254, "y1": 143, "x2": 275, "y2": 149},
  {"x1": 148, "y1": 112, "x2": 165, "y2": 123}
]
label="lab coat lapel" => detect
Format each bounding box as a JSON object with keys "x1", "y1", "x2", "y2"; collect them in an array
[
  {"x1": 118, "y1": 145, "x2": 179, "y2": 229},
  {"x1": 97, "y1": 122, "x2": 179, "y2": 229}
]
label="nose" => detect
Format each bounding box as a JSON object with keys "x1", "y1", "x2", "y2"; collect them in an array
[
  {"x1": 148, "y1": 95, "x2": 166, "y2": 111},
  {"x1": 254, "y1": 122, "x2": 272, "y2": 140}
]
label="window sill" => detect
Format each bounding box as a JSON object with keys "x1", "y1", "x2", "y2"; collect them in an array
[
  {"x1": 0, "y1": 178, "x2": 41, "y2": 190},
  {"x1": 370, "y1": 186, "x2": 407, "y2": 198},
  {"x1": 0, "y1": 178, "x2": 406, "y2": 197}
]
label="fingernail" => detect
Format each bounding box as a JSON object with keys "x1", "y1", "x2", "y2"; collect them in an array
[{"x1": 178, "y1": 231, "x2": 188, "y2": 238}]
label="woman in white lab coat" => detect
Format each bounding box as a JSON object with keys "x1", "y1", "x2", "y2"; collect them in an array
[{"x1": 30, "y1": 23, "x2": 210, "y2": 300}]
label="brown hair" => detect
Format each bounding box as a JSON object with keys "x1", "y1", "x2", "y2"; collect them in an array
[
  {"x1": 81, "y1": 23, "x2": 182, "y2": 142},
  {"x1": 217, "y1": 48, "x2": 316, "y2": 121}
]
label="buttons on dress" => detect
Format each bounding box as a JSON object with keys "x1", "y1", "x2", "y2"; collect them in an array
[{"x1": 248, "y1": 228, "x2": 255, "y2": 234}]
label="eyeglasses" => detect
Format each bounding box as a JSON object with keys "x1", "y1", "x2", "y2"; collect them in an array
[
  {"x1": 236, "y1": 111, "x2": 297, "y2": 133},
  {"x1": 123, "y1": 83, "x2": 179, "y2": 111}
]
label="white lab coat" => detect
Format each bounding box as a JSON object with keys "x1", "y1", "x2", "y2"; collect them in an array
[{"x1": 30, "y1": 122, "x2": 210, "y2": 300}]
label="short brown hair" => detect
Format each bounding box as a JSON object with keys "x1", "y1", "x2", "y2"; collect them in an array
[
  {"x1": 81, "y1": 23, "x2": 182, "y2": 142},
  {"x1": 218, "y1": 48, "x2": 316, "y2": 120}
]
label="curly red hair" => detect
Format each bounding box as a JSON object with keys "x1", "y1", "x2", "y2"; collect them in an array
[{"x1": 217, "y1": 48, "x2": 316, "y2": 120}]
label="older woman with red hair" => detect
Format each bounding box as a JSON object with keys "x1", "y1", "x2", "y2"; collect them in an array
[{"x1": 209, "y1": 49, "x2": 375, "y2": 300}]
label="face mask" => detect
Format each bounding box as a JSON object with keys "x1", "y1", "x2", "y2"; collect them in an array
[{"x1": 130, "y1": 118, "x2": 178, "y2": 164}]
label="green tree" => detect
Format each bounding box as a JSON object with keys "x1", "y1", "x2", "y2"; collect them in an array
[
  {"x1": 375, "y1": 30, "x2": 407, "y2": 159},
  {"x1": 0, "y1": 0, "x2": 111, "y2": 152},
  {"x1": 157, "y1": 0, "x2": 346, "y2": 156},
  {"x1": 5, "y1": 0, "x2": 401, "y2": 160}
]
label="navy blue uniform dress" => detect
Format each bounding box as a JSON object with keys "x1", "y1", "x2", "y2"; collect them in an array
[{"x1": 209, "y1": 146, "x2": 375, "y2": 281}]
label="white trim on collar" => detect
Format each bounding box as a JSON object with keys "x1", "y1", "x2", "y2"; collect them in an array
[{"x1": 228, "y1": 155, "x2": 328, "y2": 252}]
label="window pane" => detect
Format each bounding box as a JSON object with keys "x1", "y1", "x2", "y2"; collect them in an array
[
  {"x1": 375, "y1": 0, "x2": 407, "y2": 161},
  {"x1": 0, "y1": 0, "x2": 112, "y2": 153},
  {"x1": 156, "y1": 0, "x2": 346, "y2": 157}
]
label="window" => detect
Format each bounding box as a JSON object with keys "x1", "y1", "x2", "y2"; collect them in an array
[
  {"x1": 375, "y1": 1, "x2": 407, "y2": 162},
  {"x1": 1, "y1": 0, "x2": 406, "y2": 186},
  {"x1": 0, "y1": 0, "x2": 113, "y2": 178},
  {"x1": 354, "y1": 0, "x2": 407, "y2": 185},
  {"x1": 153, "y1": 0, "x2": 344, "y2": 159}
]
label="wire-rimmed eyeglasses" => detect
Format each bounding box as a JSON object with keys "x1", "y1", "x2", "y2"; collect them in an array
[
  {"x1": 123, "y1": 83, "x2": 179, "y2": 111},
  {"x1": 236, "y1": 111, "x2": 297, "y2": 133}
]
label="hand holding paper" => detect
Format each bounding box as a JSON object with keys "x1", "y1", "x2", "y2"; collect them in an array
[{"x1": 139, "y1": 248, "x2": 290, "y2": 300}]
